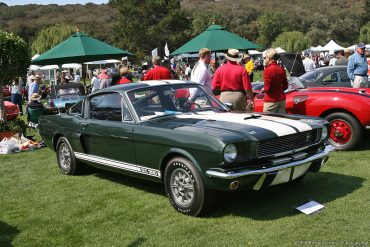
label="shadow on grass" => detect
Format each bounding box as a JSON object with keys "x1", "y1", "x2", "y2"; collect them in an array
[
  {"x1": 0, "y1": 221, "x2": 20, "y2": 247},
  {"x1": 90, "y1": 167, "x2": 363, "y2": 219},
  {"x1": 356, "y1": 130, "x2": 370, "y2": 151},
  {"x1": 208, "y1": 172, "x2": 364, "y2": 219},
  {"x1": 92, "y1": 168, "x2": 165, "y2": 196},
  {"x1": 127, "y1": 237, "x2": 146, "y2": 247}
]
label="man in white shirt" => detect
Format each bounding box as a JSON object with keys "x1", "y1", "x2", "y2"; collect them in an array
[
  {"x1": 302, "y1": 54, "x2": 315, "y2": 72},
  {"x1": 191, "y1": 48, "x2": 212, "y2": 92}
]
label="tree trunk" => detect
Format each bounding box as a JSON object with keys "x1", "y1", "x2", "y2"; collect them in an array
[{"x1": 0, "y1": 86, "x2": 6, "y2": 123}]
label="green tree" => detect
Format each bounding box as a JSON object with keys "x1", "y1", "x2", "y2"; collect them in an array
[
  {"x1": 0, "y1": 30, "x2": 29, "y2": 121},
  {"x1": 110, "y1": 0, "x2": 190, "y2": 59},
  {"x1": 272, "y1": 31, "x2": 311, "y2": 52},
  {"x1": 359, "y1": 22, "x2": 370, "y2": 43},
  {"x1": 31, "y1": 23, "x2": 76, "y2": 55},
  {"x1": 256, "y1": 11, "x2": 289, "y2": 48}
]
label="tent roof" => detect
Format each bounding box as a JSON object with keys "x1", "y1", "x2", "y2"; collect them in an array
[{"x1": 321, "y1": 40, "x2": 344, "y2": 51}]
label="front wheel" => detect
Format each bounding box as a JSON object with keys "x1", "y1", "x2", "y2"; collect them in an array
[
  {"x1": 325, "y1": 112, "x2": 362, "y2": 150},
  {"x1": 56, "y1": 136, "x2": 81, "y2": 175},
  {"x1": 164, "y1": 157, "x2": 213, "y2": 216}
]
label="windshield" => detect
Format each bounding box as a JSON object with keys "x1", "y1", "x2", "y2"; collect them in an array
[
  {"x1": 299, "y1": 70, "x2": 322, "y2": 82},
  {"x1": 57, "y1": 87, "x2": 81, "y2": 96},
  {"x1": 127, "y1": 84, "x2": 228, "y2": 121}
]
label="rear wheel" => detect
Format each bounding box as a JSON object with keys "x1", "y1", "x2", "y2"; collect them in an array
[
  {"x1": 164, "y1": 157, "x2": 213, "y2": 216},
  {"x1": 325, "y1": 112, "x2": 362, "y2": 150},
  {"x1": 56, "y1": 136, "x2": 81, "y2": 175}
]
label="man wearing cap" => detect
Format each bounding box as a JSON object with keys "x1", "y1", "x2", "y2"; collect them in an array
[
  {"x1": 212, "y1": 48, "x2": 253, "y2": 112},
  {"x1": 262, "y1": 49, "x2": 288, "y2": 114},
  {"x1": 347, "y1": 43, "x2": 368, "y2": 88},
  {"x1": 143, "y1": 56, "x2": 172, "y2": 80},
  {"x1": 28, "y1": 74, "x2": 41, "y2": 102}
]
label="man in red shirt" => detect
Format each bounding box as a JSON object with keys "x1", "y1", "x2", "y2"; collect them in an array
[
  {"x1": 262, "y1": 49, "x2": 288, "y2": 113},
  {"x1": 143, "y1": 56, "x2": 172, "y2": 80},
  {"x1": 212, "y1": 48, "x2": 254, "y2": 112}
]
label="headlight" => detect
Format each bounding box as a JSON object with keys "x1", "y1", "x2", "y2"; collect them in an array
[
  {"x1": 223, "y1": 144, "x2": 237, "y2": 163},
  {"x1": 321, "y1": 126, "x2": 328, "y2": 141}
]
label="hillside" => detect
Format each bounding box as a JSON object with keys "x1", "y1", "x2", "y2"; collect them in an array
[{"x1": 0, "y1": 0, "x2": 367, "y2": 55}]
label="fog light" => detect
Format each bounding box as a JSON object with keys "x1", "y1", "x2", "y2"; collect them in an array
[{"x1": 229, "y1": 181, "x2": 239, "y2": 190}]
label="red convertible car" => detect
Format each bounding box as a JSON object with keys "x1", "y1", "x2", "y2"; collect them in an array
[{"x1": 253, "y1": 84, "x2": 370, "y2": 150}]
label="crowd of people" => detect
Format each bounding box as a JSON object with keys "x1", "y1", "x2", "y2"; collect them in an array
[{"x1": 9, "y1": 43, "x2": 370, "y2": 118}]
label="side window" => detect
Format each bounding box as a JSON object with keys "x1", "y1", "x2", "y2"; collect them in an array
[
  {"x1": 339, "y1": 70, "x2": 350, "y2": 82},
  {"x1": 322, "y1": 72, "x2": 338, "y2": 83},
  {"x1": 69, "y1": 100, "x2": 83, "y2": 115},
  {"x1": 89, "y1": 93, "x2": 123, "y2": 121}
]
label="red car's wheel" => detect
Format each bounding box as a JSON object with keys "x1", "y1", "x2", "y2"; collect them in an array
[{"x1": 326, "y1": 112, "x2": 362, "y2": 150}]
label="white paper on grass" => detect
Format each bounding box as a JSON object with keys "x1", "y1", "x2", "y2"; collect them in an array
[{"x1": 296, "y1": 201, "x2": 325, "y2": 215}]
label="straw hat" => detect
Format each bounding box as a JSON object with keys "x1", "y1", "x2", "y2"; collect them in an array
[
  {"x1": 225, "y1": 48, "x2": 241, "y2": 62},
  {"x1": 31, "y1": 93, "x2": 41, "y2": 101}
]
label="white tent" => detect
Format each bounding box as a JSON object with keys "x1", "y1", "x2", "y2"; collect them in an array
[
  {"x1": 321, "y1": 40, "x2": 345, "y2": 53},
  {"x1": 29, "y1": 54, "x2": 41, "y2": 70},
  {"x1": 84, "y1": 59, "x2": 121, "y2": 65},
  {"x1": 248, "y1": 50, "x2": 263, "y2": 55},
  {"x1": 310, "y1": 45, "x2": 323, "y2": 51},
  {"x1": 275, "y1": 47, "x2": 286, "y2": 53}
]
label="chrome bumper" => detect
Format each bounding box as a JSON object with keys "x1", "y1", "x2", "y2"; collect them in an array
[{"x1": 206, "y1": 145, "x2": 335, "y2": 179}]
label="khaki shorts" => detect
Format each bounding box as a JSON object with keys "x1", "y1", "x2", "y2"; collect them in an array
[
  {"x1": 220, "y1": 91, "x2": 249, "y2": 112},
  {"x1": 263, "y1": 100, "x2": 286, "y2": 113},
  {"x1": 352, "y1": 76, "x2": 368, "y2": 88}
]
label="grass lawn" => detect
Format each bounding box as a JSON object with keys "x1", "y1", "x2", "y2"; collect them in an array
[{"x1": 1, "y1": 130, "x2": 369, "y2": 246}]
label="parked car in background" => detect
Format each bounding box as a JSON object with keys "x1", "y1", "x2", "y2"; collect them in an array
[
  {"x1": 46, "y1": 83, "x2": 86, "y2": 112},
  {"x1": 253, "y1": 80, "x2": 370, "y2": 150},
  {"x1": 251, "y1": 66, "x2": 352, "y2": 93},
  {"x1": 5, "y1": 101, "x2": 20, "y2": 120},
  {"x1": 39, "y1": 80, "x2": 333, "y2": 216},
  {"x1": 297, "y1": 66, "x2": 351, "y2": 88}
]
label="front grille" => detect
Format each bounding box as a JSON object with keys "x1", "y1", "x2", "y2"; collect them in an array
[{"x1": 256, "y1": 129, "x2": 321, "y2": 158}]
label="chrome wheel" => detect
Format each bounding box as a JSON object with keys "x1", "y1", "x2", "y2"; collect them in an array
[
  {"x1": 170, "y1": 167, "x2": 194, "y2": 207},
  {"x1": 58, "y1": 142, "x2": 71, "y2": 171}
]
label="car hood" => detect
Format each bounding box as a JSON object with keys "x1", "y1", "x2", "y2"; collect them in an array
[{"x1": 149, "y1": 111, "x2": 323, "y2": 141}]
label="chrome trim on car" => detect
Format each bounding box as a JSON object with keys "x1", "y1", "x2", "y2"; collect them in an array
[{"x1": 206, "y1": 145, "x2": 335, "y2": 179}]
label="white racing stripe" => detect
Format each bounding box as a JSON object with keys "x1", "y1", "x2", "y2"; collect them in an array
[
  {"x1": 75, "y1": 152, "x2": 161, "y2": 178},
  {"x1": 262, "y1": 115, "x2": 312, "y2": 132},
  {"x1": 176, "y1": 112, "x2": 298, "y2": 136}
]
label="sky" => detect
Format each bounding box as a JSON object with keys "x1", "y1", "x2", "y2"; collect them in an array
[{"x1": 3, "y1": 0, "x2": 108, "y2": 6}]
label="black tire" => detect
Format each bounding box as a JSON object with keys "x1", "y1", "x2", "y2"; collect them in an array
[
  {"x1": 56, "y1": 136, "x2": 80, "y2": 175},
  {"x1": 325, "y1": 112, "x2": 362, "y2": 151},
  {"x1": 164, "y1": 157, "x2": 213, "y2": 216}
]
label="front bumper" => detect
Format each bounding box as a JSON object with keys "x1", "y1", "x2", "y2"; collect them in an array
[{"x1": 206, "y1": 145, "x2": 335, "y2": 180}]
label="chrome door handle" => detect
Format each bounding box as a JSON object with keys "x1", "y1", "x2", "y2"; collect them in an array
[{"x1": 80, "y1": 122, "x2": 89, "y2": 127}]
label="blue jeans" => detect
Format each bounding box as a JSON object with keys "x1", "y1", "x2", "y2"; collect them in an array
[{"x1": 11, "y1": 93, "x2": 23, "y2": 114}]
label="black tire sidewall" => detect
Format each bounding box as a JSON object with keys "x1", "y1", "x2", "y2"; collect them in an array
[
  {"x1": 164, "y1": 157, "x2": 206, "y2": 216},
  {"x1": 56, "y1": 137, "x2": 77, "y2": 175},
  {"x1": 326, "y1": 112, "x2": 362, "y2": 150}
]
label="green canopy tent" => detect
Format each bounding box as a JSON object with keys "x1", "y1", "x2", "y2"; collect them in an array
[
  {"x1": 171, "y1": 25, "x2": 262, "y2": 56},
  {"x1": 31, "y1": 32, "x2": 133, "y2": 85}
]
